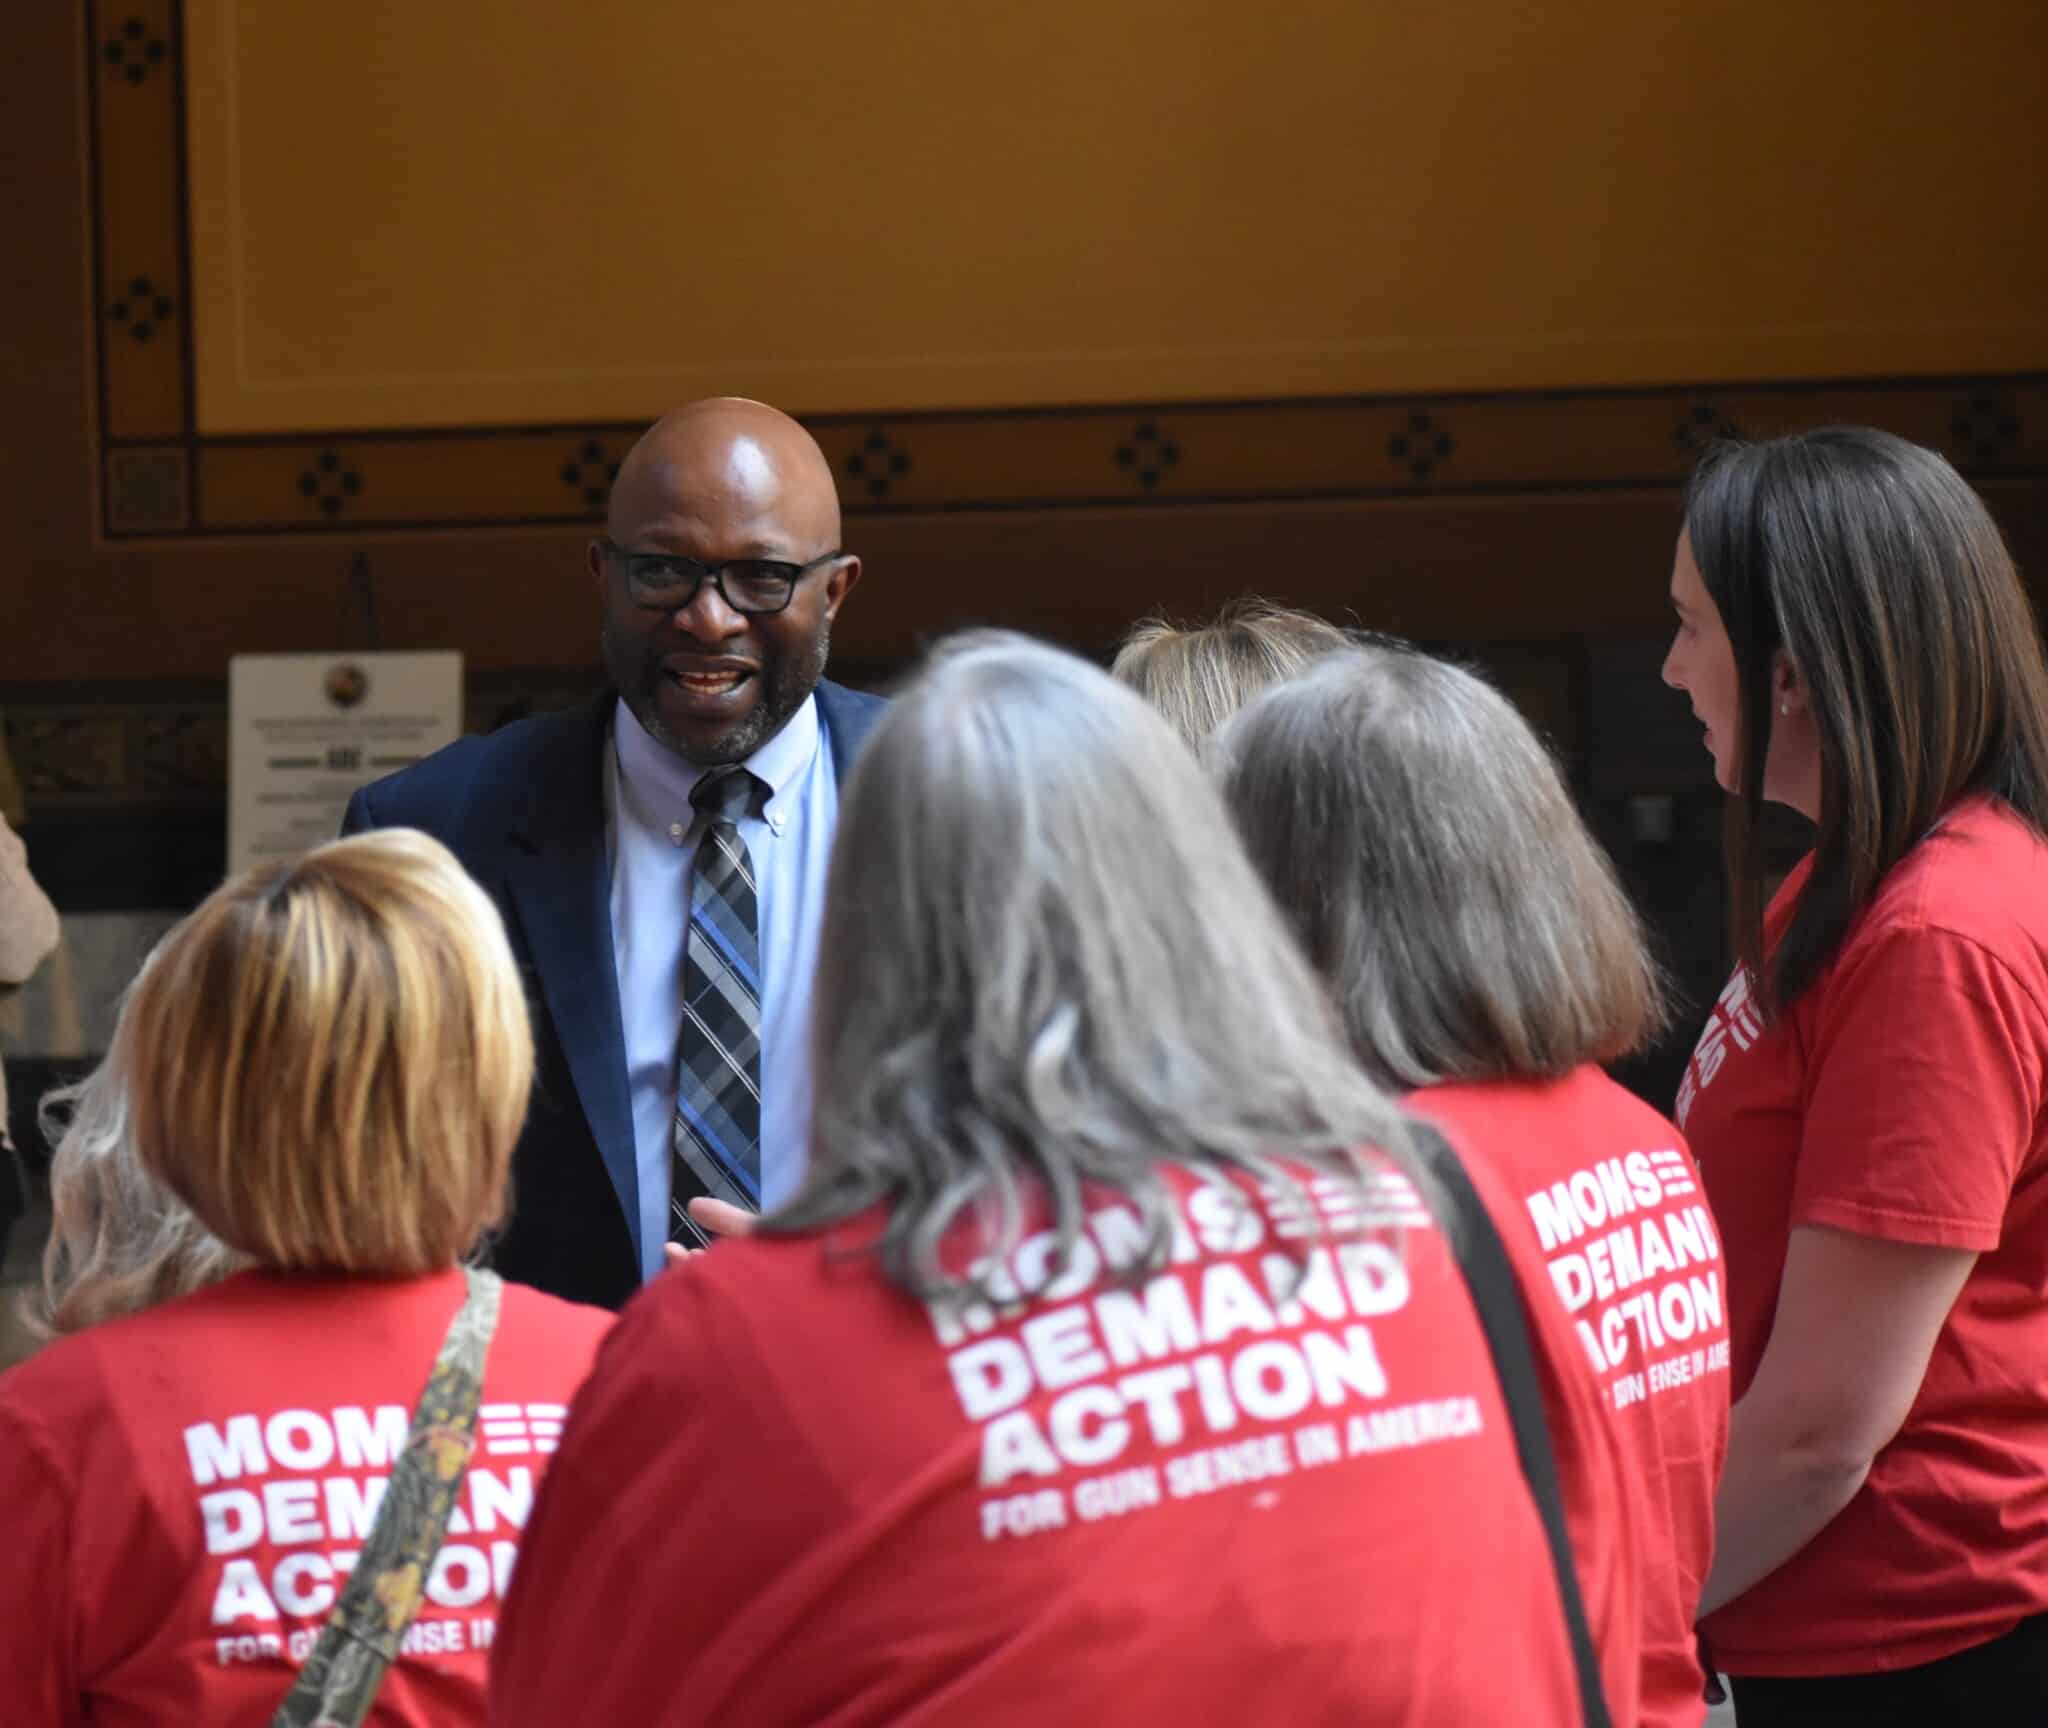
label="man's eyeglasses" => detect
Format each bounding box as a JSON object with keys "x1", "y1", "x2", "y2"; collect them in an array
[{"x1": 602, "y1": 542, "x2": 845, "y2": 616}]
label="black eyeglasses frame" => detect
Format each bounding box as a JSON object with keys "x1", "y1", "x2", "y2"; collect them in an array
[{"x1": 600, "y1": 542, "x2": 846, "y2": 617}]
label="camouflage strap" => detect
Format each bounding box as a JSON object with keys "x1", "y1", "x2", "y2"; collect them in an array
[{"x1": 271, "y1": 1266, "x2": 504, "y2": 1728}]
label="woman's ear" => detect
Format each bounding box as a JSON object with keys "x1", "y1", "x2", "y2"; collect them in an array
[{"x1": 1770, "y1": 650, "x2": 1810, "y2": 719}]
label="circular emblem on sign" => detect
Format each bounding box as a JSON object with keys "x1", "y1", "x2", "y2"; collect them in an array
[{"x1": 324, "y1": 662, "x2": 370, "y2": 710}]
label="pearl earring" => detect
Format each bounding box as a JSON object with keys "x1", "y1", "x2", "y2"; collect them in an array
[{"x1": 1779, "y1": 701, "x2": 1790, "y2": 716}]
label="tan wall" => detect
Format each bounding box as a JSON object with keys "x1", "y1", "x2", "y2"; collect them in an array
[
  {"x1": 2, "y1": 0, "x2": 2042, "y2": 708},
  {"x1": 185, "y1": 0, "x2": 2048, "y2": 430}
]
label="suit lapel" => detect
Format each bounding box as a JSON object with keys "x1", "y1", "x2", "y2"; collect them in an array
[
  {"x1": 502, "y1": 696, "x2": 642, "y2": 1268},
  {"x1": 816, "y1": 678, "x2": 886, "y2": 782}
]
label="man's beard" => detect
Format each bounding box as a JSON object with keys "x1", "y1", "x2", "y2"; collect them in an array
[{"x1": 618, "y1": 621, "x2": 832, "y2": 769}]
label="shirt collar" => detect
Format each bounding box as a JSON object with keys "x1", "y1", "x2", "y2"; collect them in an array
[{"x1": 611, "y1": 693, "x2": 820, "y2": 838}]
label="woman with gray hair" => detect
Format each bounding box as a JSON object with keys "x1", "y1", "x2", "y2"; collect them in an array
[
  {"x1": 1214, "y1": 643, "x2": 1729, "y2": 1728},
  {"x1": 22, "y1": 1052, "x2": 247, "y2": 1342},
  {"x1": 492, "y1": 631, "x2": 1643, "y2": 1727},
  {"x1": 15, "y1": 950, "x2": 245, "y2": 1345}
]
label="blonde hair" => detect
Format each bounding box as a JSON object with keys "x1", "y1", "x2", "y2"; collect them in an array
[
  {"x1": 1110, "y1": 598, "x2": 1352, "y2": 747},
  {"x1": 1215, "y1": 645, "x2": 1666, "y2": 1087},
  {"x1": 21, "y1": 1043, "x2": 248, "y2": 1342},
  {"x1": 121, "y1": 829, "x2": 534, "y2": 1275}
]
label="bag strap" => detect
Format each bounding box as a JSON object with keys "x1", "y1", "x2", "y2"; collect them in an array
[
  {"x1": 1407, "y1": 1123, "x2": 1615, "y2": 1728},
  {"x1": 272, "y1": 1265, "x2": 504, "y2": 1728}
]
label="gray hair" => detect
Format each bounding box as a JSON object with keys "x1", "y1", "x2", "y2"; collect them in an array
[
  {"x1": 1213, "y1": 644, "x2": 1666, "y2": 1089},
  {"x1": 1110, "y1": 598, "x2": 1353, "y2": 747},
  {"x1": 21, "y1": 1043, "x2": 247, "y2": 1343},
  {"x1": 773, "y1": 631, "x2": 1414, "y2": 1302}
]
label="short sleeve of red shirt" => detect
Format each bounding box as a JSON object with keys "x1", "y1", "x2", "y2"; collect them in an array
[{"x1": 1794, "y1": 923, "x2": 2046, "y2": 1250}]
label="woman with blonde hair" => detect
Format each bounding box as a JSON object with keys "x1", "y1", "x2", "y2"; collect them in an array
[
  {"x1": 1110, "y1": 596, "x2": 1351, "y2": 745},
  {"x1": 492, "y1": 632, "x2": 1642, "y2": 1727},
  {"x1": 1215, "y1": 643, "x2": 1730, "y2": 1728},
  {"x1": 0, "y1": 829, "x2": 611, "y2": 1727}
]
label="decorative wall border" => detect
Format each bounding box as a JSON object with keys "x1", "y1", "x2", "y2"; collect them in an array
[
  {"x1": 2, "y1": 671, "x2": 603, "y2": 811},
  {"x1": 88, "y1": 1, "x2": 2048, "y2": 541}
]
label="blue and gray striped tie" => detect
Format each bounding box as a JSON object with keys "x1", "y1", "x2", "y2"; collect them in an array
[{"x1": 670, "y1": 767, "x2": 762, "y2": 1238}]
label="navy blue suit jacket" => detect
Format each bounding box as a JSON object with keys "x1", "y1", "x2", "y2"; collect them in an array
[{"x1": 341, "y1": 680, "x2": 887, "y2": 1308}]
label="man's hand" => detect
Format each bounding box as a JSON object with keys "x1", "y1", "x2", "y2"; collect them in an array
[{"x1": 662, "y1": 1197, "x2": 758, "y2": 1268}]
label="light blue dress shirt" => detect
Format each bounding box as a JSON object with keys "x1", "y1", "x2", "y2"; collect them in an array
[{"x1": 605, "y1": 695, "x2": 838, "y2": 1281}]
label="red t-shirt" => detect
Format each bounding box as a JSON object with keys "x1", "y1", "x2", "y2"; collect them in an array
[
  {"x1": 0, "y1": 1266, "x2": 612, "y2": 1727},
  {"x1": 1679, "y1": 796, "x2": 2048, "y2": 1674},
  {"x1": 492, "y1": 1159, "x2": 1642, "y2": 1727},
  {"x1": 1411, "y1": 1068, "x2": 1730, "y2": 1728}
]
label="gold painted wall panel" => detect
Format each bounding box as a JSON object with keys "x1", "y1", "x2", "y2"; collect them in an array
[{"x1": 184, "y1": 0, "x2": 2048, "y2": 434}]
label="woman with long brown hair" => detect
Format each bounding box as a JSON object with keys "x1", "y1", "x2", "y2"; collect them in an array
[{"x1": 1662, "y1": 426, "x2": 2048, "y2": 1722}]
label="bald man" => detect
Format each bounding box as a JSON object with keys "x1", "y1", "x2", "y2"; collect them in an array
[{"x1": 343, "y1": 399, "x2": 882, "y2": 1308}]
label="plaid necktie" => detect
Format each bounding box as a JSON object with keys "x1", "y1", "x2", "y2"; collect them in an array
[{"x1": 670, "y1": 767, "x2": 763, "y2": 1239}]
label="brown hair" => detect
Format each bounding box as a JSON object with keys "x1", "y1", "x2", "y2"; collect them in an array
[
  {"x1": 1110, "y1": 597, "x2": 1352, "y2": 746},
  {"x1": 1685, "y1": 427, "x2": 2048, "y2": 1011},
  {"x1": 122, "y1": 829, "x2": 534, "y2": 1275},
  {"x1": 1214, "y1": 644, "x2": 1665, "y2": 1087}
]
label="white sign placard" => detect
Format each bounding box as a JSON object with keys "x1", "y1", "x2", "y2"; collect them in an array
[{"x1": 228, "y1": 651, "x2": 464, "y2": 876}]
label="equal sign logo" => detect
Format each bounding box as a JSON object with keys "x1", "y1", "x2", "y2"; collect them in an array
[
  {"x1": 1646, "y1": 1149, "x2": 1697, "y2": 1199},
  {"x1": 1264, "y1": 1173, "x2": 1433, "y2": 1238},
  {"x1": 479, "y1": 1403, "x2": 571, "y2": 1457}
]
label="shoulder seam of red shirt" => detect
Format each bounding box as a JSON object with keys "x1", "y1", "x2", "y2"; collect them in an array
[{"x1": 1824, "y1": 916, "x2": 2048, "y2": 1029}]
